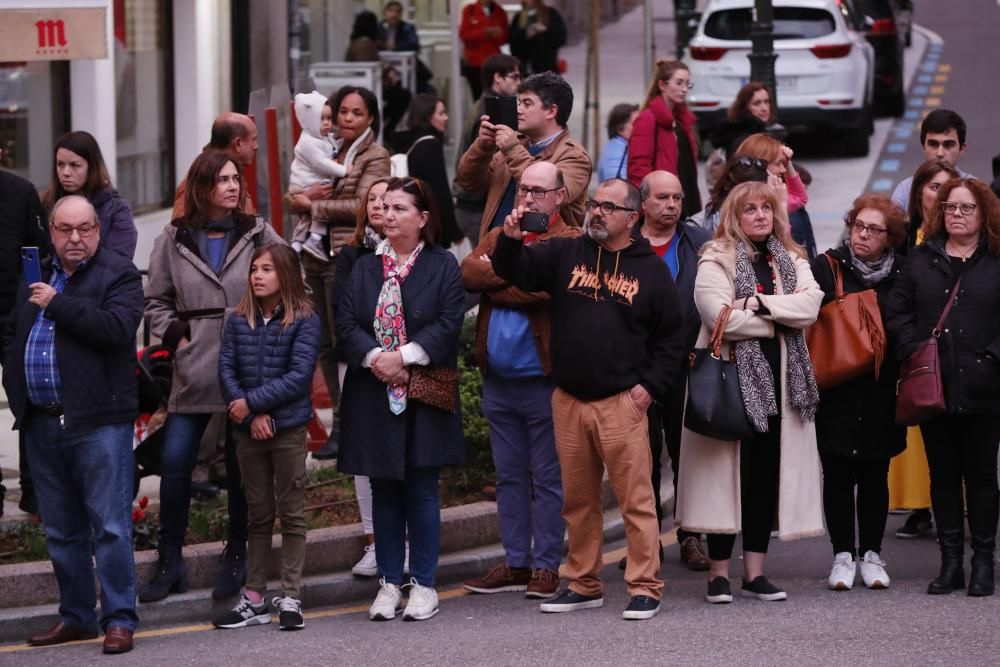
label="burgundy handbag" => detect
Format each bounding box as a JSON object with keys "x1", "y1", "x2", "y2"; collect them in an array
[{"x1": 895, "y1": 277, "x2": 961, "y2": 426}]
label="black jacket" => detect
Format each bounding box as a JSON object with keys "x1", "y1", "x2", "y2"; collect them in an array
[
  {"x1": 395, "y1": 128, "x2": 462, "y2": 247},
  {"x1": 336, "y1": 245, "x2": 466, "y2": 480},
  {"x1": 886, "y1": 235, "x2": 1000, "y2": 415},
  {"x1": 812, "y1": 245, "x2": 906, "y2": 459},
  {"x1": 709, "y1": 115, "x2": 767, "y2": 158},
  {"x1": 331, "y1": 244, "x2": 374, "y2": 362},
  {"x1": 0, "y1": 171, "x2": 48, "y2": 341},
  {"x1": 632, "y1": 218, "x2": 710, "y2": 364},
  {"x1": 492, "y1": 232, "x2": 684, "y2": 401},
  {"x1": 2, "y1": 247, "x2": 144, "y2": 429},
  {"x1": 509, "y1": 7, "x2": 567, "y2": 75}
]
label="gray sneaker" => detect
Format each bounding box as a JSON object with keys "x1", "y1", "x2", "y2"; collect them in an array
[{"x1": 212, "y1": 594, "x2": 271, "y2": 629}]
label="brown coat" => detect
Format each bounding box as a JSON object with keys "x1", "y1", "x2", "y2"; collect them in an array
[
  {"x1": 456, "y1": 130, "x2": 592, "y2": 240},
  {"x1": 461, "y1": 215, "x2": 580, "y2": 375},
  {"x1": 282, "y1": 131, "x2": 390, "y2": 257}
]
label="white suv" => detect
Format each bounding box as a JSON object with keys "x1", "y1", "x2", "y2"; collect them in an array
[{"x1": 685, "y1": 0, "x2": 876, "y2": 156}]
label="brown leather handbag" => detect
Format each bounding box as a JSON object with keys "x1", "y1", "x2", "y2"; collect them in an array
[
  {"x1": 895, "y1": 277, "x2": 961, "y2": 426},
  {"x1": 409, "y1": 365, "x2": 459, "y2": 413},
  {"x1": 805, "y1": 254, "x2": 886, "y2": 391}
]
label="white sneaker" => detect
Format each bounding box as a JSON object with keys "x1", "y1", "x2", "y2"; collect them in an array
[
  {"x1": 859, "y1": 550, "x2": 890, "y2": 589},
  {"x1": 402, "y1": 578, "x2": 439, "y2": 621},
  {"x1": 828, "y1": 552, "x2": 856, "y2": 590},
  {"x1": 352, "y1": 543, "x2": 378, "y2": 577},
  {"x1": 368, "y1": 578, "x2": 403, "y2": 621}
]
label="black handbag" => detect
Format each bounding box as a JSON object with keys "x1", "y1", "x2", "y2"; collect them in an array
[{"x1": 684, "y1": 305, "x2": 755, "y2": 441}]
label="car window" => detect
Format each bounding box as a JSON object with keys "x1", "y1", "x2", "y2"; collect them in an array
[
  {"x1": 703, "y1": 7, "x2": 837, "y2": 40},
  {"x1": 849, "y1": 0, "x2": 893, "y2": 17}
]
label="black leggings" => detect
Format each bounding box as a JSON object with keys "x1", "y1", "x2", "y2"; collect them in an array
[
  {"x1": 820, "y1": 453, "x2": 890, "y2": 556},
  {"x1": 706, "y1": 415, "x2": 781, "y2": 560}
]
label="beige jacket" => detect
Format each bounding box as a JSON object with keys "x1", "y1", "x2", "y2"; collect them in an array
[
  {"x1": 675, "y1": 241, "x2": 825, "y2": 541},
  {"x1": 456, "y1": 129, "x2": 592, "y2": 239}
]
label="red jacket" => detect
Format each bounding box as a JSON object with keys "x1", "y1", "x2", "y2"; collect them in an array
[
  {"x1": 459, "y1": 2, "x2": 509, "y2": 67},
  {"x1": 626, "y1": 96, "x2": 699, "y2": 188}
]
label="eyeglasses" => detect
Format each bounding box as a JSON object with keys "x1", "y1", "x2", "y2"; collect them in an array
[
  {"x1": 669, "y1": 78, "x2": 694, "y2": 90},
  {"x1": 941, "y1": 202, "x2": 977, "y2": 216},
  {"x1": 50, "y1": 223, "x2": 97, "y2": 238},
  {"x1": 734, "y1": 157, "x2": 768, "y2": 171},
  {"x1": 516, "y1": 186, "x2": 561, "y2": 200},
  {"x1": 851, "y1": 222, "x2": 887, "y2": 236},
  {"x1": 504, "y1": 72, "x2": 522, "y2": 81},
  {"x1": 585, "y1": 200, "x2": 636, "y2": 216}
]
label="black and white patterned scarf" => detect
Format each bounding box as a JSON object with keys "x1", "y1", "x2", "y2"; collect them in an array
[{"x1": 733, "y1": 236, "x2": 820, "y2": 432}]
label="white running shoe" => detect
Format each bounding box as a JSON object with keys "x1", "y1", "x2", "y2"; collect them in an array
[
  {"x1": 402, "y1": 578, "x2": 439, "y2": 621},
  {"x1": 859, "y1": 550, "x2": 890, "y2": 589},
  {"x1": 369, "y1": 578, "x2": 403, "y2": 621},
  {"x1": 352, "y1": 543, "x2": 378, "y2": 577},
  {"x1": 828, "y1": 552, "x2": 856, "y2": 591}
]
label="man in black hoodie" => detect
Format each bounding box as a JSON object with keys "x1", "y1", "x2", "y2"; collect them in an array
[{"x1": 492, "y1": 177, "x2": 684, "y2": 621}]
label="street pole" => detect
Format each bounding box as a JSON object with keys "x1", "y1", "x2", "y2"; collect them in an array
[
  {"x1": 675, "y1": 0, "x2": 696, "y2": 59},
  {"x1": 643, "y1": 0, "x2": 654, "y2": 86},
  {"x1": 748, "y1": 0, "x2": 778, "y2": 106}
]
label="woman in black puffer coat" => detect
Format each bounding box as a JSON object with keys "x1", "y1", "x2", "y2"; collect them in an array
[
  {"x1": 812, "y1": 194, "x2": 906, "y2": 593},
  {"x1": 886, "y1": 177, "x2": 1000, "y2": 598}
]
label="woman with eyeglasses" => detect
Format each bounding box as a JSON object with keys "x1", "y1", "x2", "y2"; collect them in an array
[
  {"x1": 628, "y1": 59, "x2": 701, "y2": 218},
  {"x1": 886, "y1": 178, "x2": 1000, "y2": 597},
  {"x1": 676, "y1": 180, "x2": 824, "y2": 605},
  {"x1": 142, "y1": 151, "x2": 284, "y2": 603},
  {"x1": 812, "y1": 194, "x2": 906, "y2": 592},
  {"x1": 337, "y1": 177, "x2": 465, "y2": 621},
  {"x1": 694, "y1": 154, "x2": 769, "y2": 232}
]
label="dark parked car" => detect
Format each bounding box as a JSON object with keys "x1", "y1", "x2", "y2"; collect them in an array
[{"x1": 841, "y1": 0, "x2": 906, "y2": 117}]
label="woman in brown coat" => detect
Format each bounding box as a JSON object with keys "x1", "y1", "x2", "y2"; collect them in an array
[
  {"x1": 286, "y1": 86, "x2": 390, "y2": 459},
  {"x1": 141, "y1": 152, "x2": 283, "y2": 602}
]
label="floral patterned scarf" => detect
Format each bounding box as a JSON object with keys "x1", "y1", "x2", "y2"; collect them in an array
[{"x1": 373, "y1": 238, "x2": 424, "y2": 414}]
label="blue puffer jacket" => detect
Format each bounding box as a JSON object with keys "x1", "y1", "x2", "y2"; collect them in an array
[{"x1": 218, "y1": 308, "x2": 321, "y2": 431}]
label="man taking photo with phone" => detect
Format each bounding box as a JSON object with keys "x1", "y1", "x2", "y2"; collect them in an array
[
  {"x1": 456, "y1": 71, "x2": 591, "y2": 242},
  {"x1": 461, "y1": 160, "x2": 579, "y2": 600},
  {"x1": 491, "y1": 177, "x2": 685, "y2": 621}
]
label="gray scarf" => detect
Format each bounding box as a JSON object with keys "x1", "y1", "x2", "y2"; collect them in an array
[
  {"x1": 848, "y1": 243, "x2": 895, "y2": 287},
  {"x1": 733, "y1": 235, "x2": 820, "y2": 432}
]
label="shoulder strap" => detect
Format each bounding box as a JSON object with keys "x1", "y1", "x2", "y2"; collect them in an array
[
  {"x1": 932, "y1": 277, "x2": 962, "y2": 337},
  {"x1": 616, "y1": 140, "x2": 628, "y2": 178},
  {"x1": 824, "y1": 253, "x2": 845, "y2": 300},
  {"x1": 709, "y1": 305, "x2": 733, "y2": 358},
  {"x1": 406, "y1": 134, "x2": 436, "y2": 157}
]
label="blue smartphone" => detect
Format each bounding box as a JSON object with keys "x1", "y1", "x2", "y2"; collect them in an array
[{"x1": 21, "y1": 247, "x2": 41, "y2": 286}]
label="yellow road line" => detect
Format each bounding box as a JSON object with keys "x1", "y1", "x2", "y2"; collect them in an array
[
  {"x1": 925, "y1": 97, "x2": 942, "y2": 107},
  {"x1": 929, "y1": 85, "x2": 945, "y2": 95},
  {"x1": 937, "y1": 63, "x2": 951, "y2": 73},
  {"x1": 933, "y1": 74, "x2": 948, "y2": 83},
  {"x1": 0, "y1": 528, "x2": 680, "y2": 653}
]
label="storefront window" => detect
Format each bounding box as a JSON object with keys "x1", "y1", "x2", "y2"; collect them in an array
[
  {"x1": 0, "y1": 61, "x2": 70, "y2": 188},
  {"x1": 114, "y1": 0, "x2": 174, "y2": 213}
]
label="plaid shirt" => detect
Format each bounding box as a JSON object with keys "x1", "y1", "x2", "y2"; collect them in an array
[{"x1": 24, "y1": 259, "x2": 79, "y2": 407}]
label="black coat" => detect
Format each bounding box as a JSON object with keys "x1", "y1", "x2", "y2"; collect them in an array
[
  {"x1": 0, "y1": 171, "x2": 48, "y2": 342},
  {"x1": 331, "y1": 244, "x2": 373, "y2": 362},
  {"x1": 812, "y1": 245, "x2": 906, "y2": 459},
  {"x1": 336, "y1": 244, "x2": 465, "y2": 480},
  {"x1": 708, "y1": 114, "x2": 767, "y2": 158},
  {"x1": 509, "y1": 8, "x2": 567, "y2": 75},
  {"x1": 396, "y1": 128, "x2": 463, "y2": 247},
  {"x1": 886, "y1": 235, "x2": 1000, "y2": 415},
  {"x1": 2, "y1": 247, "x2": 144, "y2": 430}
]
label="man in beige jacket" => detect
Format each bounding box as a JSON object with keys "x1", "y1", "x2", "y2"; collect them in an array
[{"x1": 456, "y1": 71, "x2": 591, "y2": 239}]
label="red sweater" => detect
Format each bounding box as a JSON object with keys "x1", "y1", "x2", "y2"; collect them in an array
[
  {"x1": 626, "y1": 96, "x2": 699, "y2": 188},
  {"x1": 459, "y1": 2, "x2": 509, "y2": 67}
]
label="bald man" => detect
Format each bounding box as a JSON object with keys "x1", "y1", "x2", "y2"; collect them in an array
[
  {"x1": 172, "y1": 113, "x2": 259, "y2": 219},
  {"x1": 461, "y1": 160, "x2": 579, "y2": 599},
  {"x1": 634, "y1": 170, "x2": 711, "y2": 571}
]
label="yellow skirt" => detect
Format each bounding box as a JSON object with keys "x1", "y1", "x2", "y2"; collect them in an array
[{"x1": 888, "y1": 427, "x2": 931, "y2": 510}]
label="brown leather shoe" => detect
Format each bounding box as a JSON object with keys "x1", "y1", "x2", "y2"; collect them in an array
[
  {"x1": 463, "y1": 563, "x2": 531, "y2": 594},
  {"x1": 680, "y1": 536, "x2": 711, "y2": 572},
  {"x1": 526, "y1": 568, "x2": 560, "y2": 599},
  {"x1": 27, "y1": 621, "x2": 98, "y2": 647},
  {"x1": 102, "y1": 626, "x2": 134, "y2": 654}
]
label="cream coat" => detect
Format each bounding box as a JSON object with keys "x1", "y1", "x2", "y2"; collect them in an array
[{"x1": 675, "y1": 240, "x2": 826, "y2": 541}]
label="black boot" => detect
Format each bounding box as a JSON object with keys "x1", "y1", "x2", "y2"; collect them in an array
[
  {"x1": 927, "y1": 512, "x2": 965, "y2": 594},
  {"x1": 139, "y1": 545, "x2": 188, "y2": 603},
  {"x1": 212, "y1": 542, "x2": 247, "y2": 599},
  {"x1": 965, "y1": 489, "x2": 998, "y2": 597}
]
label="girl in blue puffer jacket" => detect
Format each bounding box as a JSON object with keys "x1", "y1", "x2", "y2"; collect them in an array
[{"x1": 215, "y1": 243, "x2": 320, "y2": 631}]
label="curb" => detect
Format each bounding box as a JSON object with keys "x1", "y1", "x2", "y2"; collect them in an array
[{"x1": 0, "y1": 475, "x2": 673, "y2": 643}]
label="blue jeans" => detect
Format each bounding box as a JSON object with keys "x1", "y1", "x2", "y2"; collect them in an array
[
  {"x1": 158, "y1": 413, "x2": 247, "y2": 548},
  {"x1": 371, "y1": 467, "x2": 440, "y2": 587},
  {"x1": 25, "y1": 412, "x2": 138, "y2": 632},
  {"x1": 482, "y1": 374, "x2": 565, "y2": 570}
]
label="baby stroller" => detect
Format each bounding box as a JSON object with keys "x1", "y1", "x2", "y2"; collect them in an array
[{"x1": 133, "y1": 344, "x2": 173, "y2": 499}]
